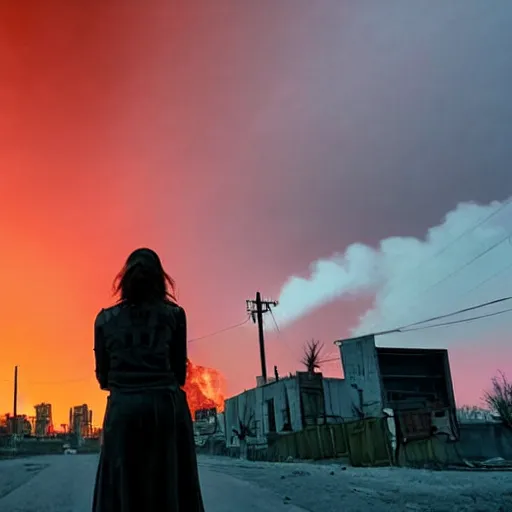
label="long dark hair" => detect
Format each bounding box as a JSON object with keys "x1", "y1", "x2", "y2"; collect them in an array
[{"x1": 113, "y1": 248, "x2": 177, "y2": 304}]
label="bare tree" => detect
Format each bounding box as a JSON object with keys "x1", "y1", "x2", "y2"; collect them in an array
[
  {"x1": 301, "y1": 339, "x2": 324, "y2": 373},
  {"x1": 232, "y1": 402, "x2": 256, "y2": 459},
  {"x1": 483, "y1": 371, "x2": 512, "y2": 431}
]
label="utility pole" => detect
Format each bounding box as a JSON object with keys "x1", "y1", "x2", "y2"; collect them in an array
[
  {"x1": 246, "y1": 292, "x2": 278, "y2": 384},
  {"x1": 13, "y1": 366, "x2": 18, "y2": 435}
]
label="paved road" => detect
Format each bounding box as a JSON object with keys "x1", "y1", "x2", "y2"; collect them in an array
[
  {"x1": 0, "y1": 455, "x2": 306, "y2": 512},
  {"x1": 4, "y1": 454, "x2": 512, "y2": 511}
]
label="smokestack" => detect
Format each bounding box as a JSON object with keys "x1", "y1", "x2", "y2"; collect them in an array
[{"x1": 13, "y1": 366, "x2": 18, "y2": 434}]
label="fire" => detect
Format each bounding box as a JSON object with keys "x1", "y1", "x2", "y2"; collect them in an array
[{"x1": 184, "y1": 359, "x2": 226, "y2": 418}]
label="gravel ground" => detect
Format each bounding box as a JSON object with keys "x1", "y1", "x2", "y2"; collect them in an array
[{"x1": 199, "y1": 455, "x2": 512, "y2": 512}]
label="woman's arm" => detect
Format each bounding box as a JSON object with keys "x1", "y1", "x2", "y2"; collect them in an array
[
  {"x1": 173, "y1": 306, "x2": 188, "y2": 387},
  {"x1": 94, "y1": 310, "x2": 110, "y2": 391}
]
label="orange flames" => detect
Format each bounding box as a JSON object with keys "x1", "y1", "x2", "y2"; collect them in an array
[{"x1": 184, "y1": 359, "x2": 226, "y2": 418}]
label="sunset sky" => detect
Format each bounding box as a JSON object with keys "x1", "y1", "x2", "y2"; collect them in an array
[{"x1": 1, "y1": 0, "x2": 512, "y2": 427}]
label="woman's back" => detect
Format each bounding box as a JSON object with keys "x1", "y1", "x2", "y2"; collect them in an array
[
  {"x1": 92, "y1": 248, "x2": 204, "y2": 512},
  {"x1": 94, "y1": 301, "x2": 187, "y2": 392}
]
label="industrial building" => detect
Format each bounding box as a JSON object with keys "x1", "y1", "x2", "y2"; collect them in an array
[
  {"x1": 34, "y1": 403, "x2": 53, "y2": 436},
  {"x1": 70, "y1": 404, "x2": 93, "y2": 438},
  {"x1": 2, "y1": 414, "x2": 32, "y2": 436}
]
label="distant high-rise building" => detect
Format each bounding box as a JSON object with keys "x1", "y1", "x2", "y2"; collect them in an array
[
  {"x1": 34, "y1": 403, "x2": 53, "y2": 436},
  {"x1": 71, "y1": 404, "x2": 92, "y2": 438},
  {"x1": 6, "y1": 414, "x2": 31, "y2": 436}
]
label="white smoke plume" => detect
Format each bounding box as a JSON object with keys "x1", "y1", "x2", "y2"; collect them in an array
[{"x1": 272, "y1": 197, "x2": 512, "y2": 345}]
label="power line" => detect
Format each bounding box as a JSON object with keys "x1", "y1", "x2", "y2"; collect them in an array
[
  {"x1": 373, "y1": 199, "x2": 512, "y2": 313},
  {"x1": 386, "y1": 203, "x2": 512, "y2": 336},
  {"x1": 400, "y1": 295, "x2": 512, "y2": 329},
  {"x1": 423, "y1": 199, "x2": 512, "y2": 261},
  {"x1": 367, "y1": 200, "x2": 512, "y2": 334},
  {"x1": 267, "y1": 308, "x2": 297, "y2": 357},
  {"x1": 333, "y1": 301, "x2": 512, "y2": 356},
  {"x1": 5, "y1": 294, "x2": 510, "y2": 386},
  {"x1": 465, "y1": 260, "x2": 512, "y2": 296},
  {"x1": 399, "y1": 306, "x2": 512, "y2": 333},
  {"x1": 382, "y1": 230, "x2": 512, "y2": 334},
  {"x1": 188, "y1": 316, "x2": 251, "y2": 343},
  {"x1": 415, "y1": 232, "x2": 512, "y2": 300},
  {"x1": 268, "y1": 308, "x2": 281, "y2": 334},
  {"x1": 368, "y1": 301, "x2": 512, "y2": 337},
  {"x1": 0, "y1": 318, "x2": 252, "y2": 387},
  {"x1": 337, "y1": 294, "x2": 512, "y2": 342}
]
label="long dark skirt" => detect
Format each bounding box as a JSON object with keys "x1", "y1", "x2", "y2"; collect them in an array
[{"x1": 92, "y1": 389, "x2": 205, "y2": 512}]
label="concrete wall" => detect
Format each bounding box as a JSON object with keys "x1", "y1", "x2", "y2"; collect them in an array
[
  {"x1": 224, "y1": 377, "x2": 303, "y2": 447},
  {"x1": 224, "y1": 387, "x2": 256, "y2": 446},
  {"x1": 225, "y1": 374, "x2": 362, "y2": 447},
  {"x1": 339, "y1": 335, "x2": 384, "y2": 417},
  {"x1": 458, "y1": 422, "x2": 512, "y2": 461}
]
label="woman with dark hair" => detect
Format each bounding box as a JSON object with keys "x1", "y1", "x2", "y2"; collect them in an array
[{"x1": 92, "y1": 248, "x2": 205, "y2": 511}]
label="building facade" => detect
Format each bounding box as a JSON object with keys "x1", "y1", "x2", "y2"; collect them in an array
[
  {"x1": 223, "y1": 336, "x2": 459, "y2": 449},
  {"x1": 336, "y1": 335, "x2": 459, "y2": 441},
  {"x1": 224, "y1": 372, "x2": 354, "y2": 448},
  {"x1": 34, "y1": 403, "x2": 53, "y2": 437},
  {"x1": 336, "y1": 335, "x2": 457, "y2": 414},
  {"x1": 3, "y1": 414, "x2": 31, "y2": 436},
  {"x1": 71, "y1": 404, "x2": 92, "y2": 438}
]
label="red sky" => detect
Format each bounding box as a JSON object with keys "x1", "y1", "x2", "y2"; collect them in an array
[
  {"x1": 0, "y1": 0, "x2": 317, "y2": 426},
  {"x1": 1, "y1": 1, "x2": 511, "y2": 427}
]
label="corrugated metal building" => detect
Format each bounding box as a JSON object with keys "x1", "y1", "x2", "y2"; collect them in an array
[
  {"x1": 224, "y1": 373, "x2": 354, "y2": 447},
  {"x1": 336, "y1": 335, "x2": 457, "y2": 415},
  {"x1": 323, "y1": 377, "x2": 355, "y2": 422}
]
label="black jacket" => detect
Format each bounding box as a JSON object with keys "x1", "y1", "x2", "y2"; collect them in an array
[{"x1": 94, "y1": 301, "x2": 187, "y2": 392}]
